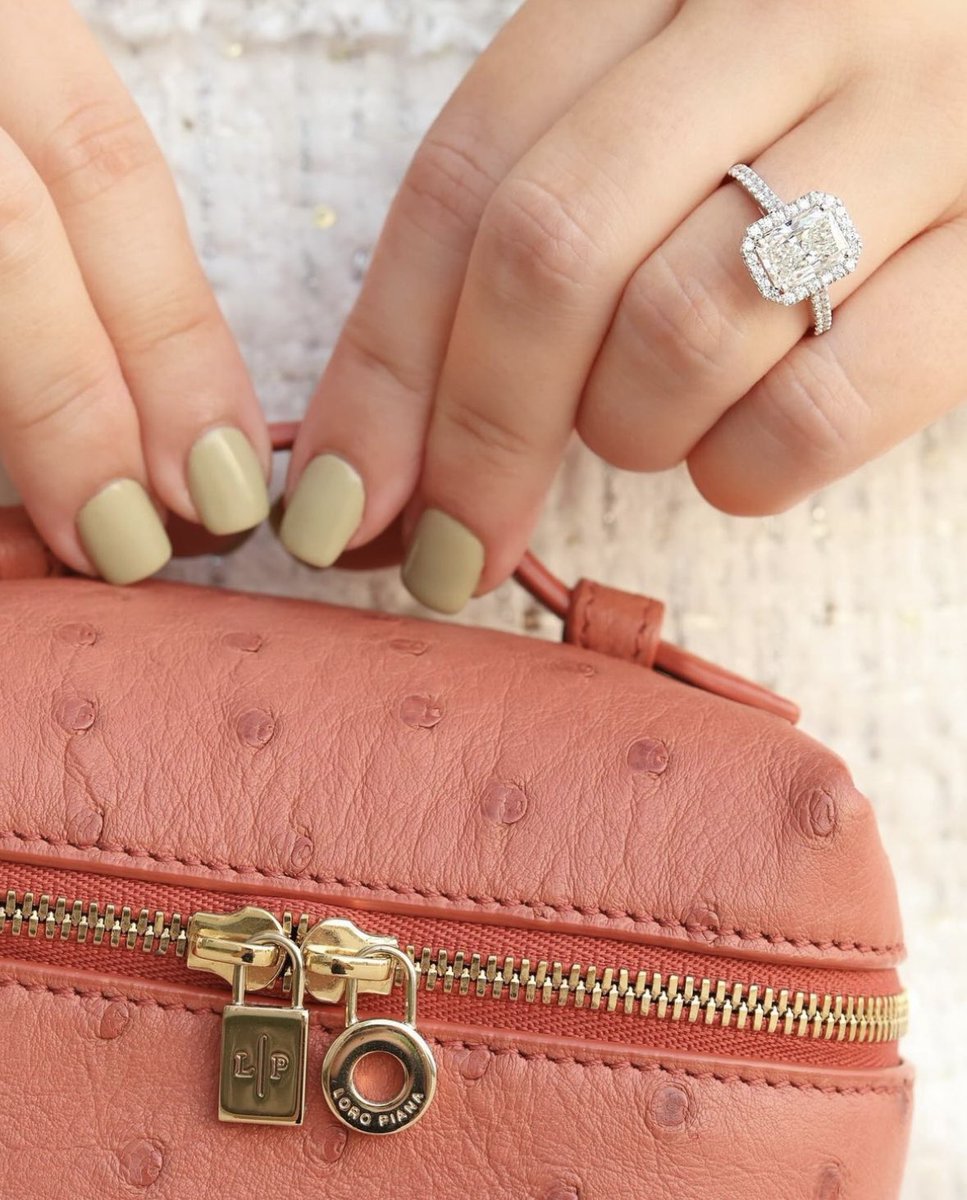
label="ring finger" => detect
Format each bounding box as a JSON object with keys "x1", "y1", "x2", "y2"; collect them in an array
[
  {"x1": 578, "y1": 81, "x2": 962, "y2": 473},
  {"x1": 691, "y1": 212, "x2": 967, "y2": 513}
]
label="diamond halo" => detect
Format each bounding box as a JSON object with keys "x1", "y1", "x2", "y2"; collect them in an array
[{"x1": 728, "y1": 166, "x2": 862, "y2": 336}]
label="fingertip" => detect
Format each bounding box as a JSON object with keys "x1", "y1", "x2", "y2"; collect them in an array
[
  {"x1": 686, "y1": 447, "x2": 803, "y2": 517},
  {"x1": 75, "y1": 478, "x2": 172, "y2": 585}
]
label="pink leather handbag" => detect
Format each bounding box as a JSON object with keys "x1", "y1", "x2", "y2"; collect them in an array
[{"x1": 0, "y1": 467, "x2": 911, "y2": 1199}]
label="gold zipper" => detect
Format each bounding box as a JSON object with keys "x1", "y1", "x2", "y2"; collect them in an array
[
  {"x1": 2, "y1": 888, "x2": 188, "y2": 953},
  {"x1": 1, "y1": 884, "x2": 909, "y2": 1133},
  {"x1": 1, "y1": 886, "x2": 908, "y2": 1045}
]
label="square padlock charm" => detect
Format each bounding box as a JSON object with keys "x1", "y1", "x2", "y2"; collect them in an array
[{"x1": 218, "y1": 933, "x2": 309, "y2": 1125}]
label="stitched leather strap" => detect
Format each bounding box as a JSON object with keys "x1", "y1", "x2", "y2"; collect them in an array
[
  {"x1": 0, "y1": 420, "x2": 800, "y2": 723},
  {"x1": 514, "y1": 552, "x2": 799, "y2": 724},
  {"x1": 564, "y1": 579, "x2": 665, "y2": 669}
]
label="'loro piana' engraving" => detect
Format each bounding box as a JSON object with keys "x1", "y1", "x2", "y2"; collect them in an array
[{"x1": 330, "y1": 1087, "x2": 426, "y2": 1130}]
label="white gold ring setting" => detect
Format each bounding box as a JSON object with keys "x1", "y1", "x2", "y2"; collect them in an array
[{"x1": 728, "y1": 164, "x2": 862, "y2": 336}]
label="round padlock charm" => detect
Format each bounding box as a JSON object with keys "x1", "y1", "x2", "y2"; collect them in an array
[{"x1": 321, "y1": 944, "x2": 437, "y2": 1135}]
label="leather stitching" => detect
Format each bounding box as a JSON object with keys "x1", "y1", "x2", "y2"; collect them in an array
[
  {"x1": 633, "y1": 605, "x2": 648, "y2": 666},
  {"x1": 578, "y1": 581, "x2": 595, "y2": 650},
  {"x1": 0, "y1": 978, "x2": 910, "y2": 1097},
  {"x1": 633, "y1": 600, "x2": 658, "y2": 667},
  {"x1": 0, "y1": 828, "x2": 905, "y2": 955}
]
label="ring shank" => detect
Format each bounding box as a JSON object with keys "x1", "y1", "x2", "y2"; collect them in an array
[{"x1": 728, "y1": 164, "x2": 783, "y2": 215}]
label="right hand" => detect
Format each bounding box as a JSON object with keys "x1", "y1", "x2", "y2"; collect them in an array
[{"x1": 0, "y1": 0, "x2": 271, "y2": 584}]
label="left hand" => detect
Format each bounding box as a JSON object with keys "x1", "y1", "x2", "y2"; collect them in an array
[{"x1": 281, "y1": 0, "x2": 967, "y2": 612}]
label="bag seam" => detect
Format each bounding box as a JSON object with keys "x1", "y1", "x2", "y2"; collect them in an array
[
  {"x1": 0, "y1": 977, "x2": 909, "y2": 1098},
  {"x1": 633, "y1": 598, "x2": 659, "y2": 667},
  {"x1": 0, "y1": 827, "x2": 905, "y2": 956}
]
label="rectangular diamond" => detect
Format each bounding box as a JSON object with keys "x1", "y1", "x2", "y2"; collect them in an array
[{"x1": 755, "y1": 206, "x2": 849, "y2": 294}]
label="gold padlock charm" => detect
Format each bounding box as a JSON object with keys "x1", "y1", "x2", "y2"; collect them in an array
[
  {"x1": 322, "y1": 945, "x2": 437, "y2": 1135},
  {"x1": 219, "y1": 931, "x2": 308, "y2": 1126}
]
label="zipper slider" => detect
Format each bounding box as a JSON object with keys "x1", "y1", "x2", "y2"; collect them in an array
[
  {"x1": 186, "y1": 906, "x2": 285, "y2": 992},
  {"x1": 186, "y1": 907, "x2": 436, "y2": 1131},
  {"x1": 301, "y1": 916, "x2": 399, "y2": 1003}
]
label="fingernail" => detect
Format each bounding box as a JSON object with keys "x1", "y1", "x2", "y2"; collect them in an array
[
  {"x1": 280, "y1": 454, "x2": 365, "y2": 568},
  {"x1": 187, "y1": 426, "x2": 269, "y2": 535},
  {"x1": 402, "y1": 508, "x2": 484, "y2": 614},
  {"x1": 77, "y1": 479, "x2": 172, "y2": 585}
]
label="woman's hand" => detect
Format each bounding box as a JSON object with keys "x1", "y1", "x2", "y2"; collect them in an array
[
  {"x1": 0, "y1": 0, "x2": 270, "y2": 584},
  {"x1": 282, "y1": 0, "x2": 967, "y2": 612}
]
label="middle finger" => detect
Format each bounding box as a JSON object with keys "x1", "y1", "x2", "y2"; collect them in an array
[{"x1": 282, "y1": 0, "x2": 681, "y2": 569}]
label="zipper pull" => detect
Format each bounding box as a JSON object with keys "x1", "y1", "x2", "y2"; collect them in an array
[
  {"x1": 219, "y1": 931, "x2": 309, "y2": 1126},
  {"x1": 321, "y1": 944, "x2": 437, "y2": 1135},
  {"x1": 186, "y1": 909, "x2": 434, "y2": 1130}
]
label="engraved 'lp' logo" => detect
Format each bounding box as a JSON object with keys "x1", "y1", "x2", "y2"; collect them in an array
[{"x1": 233, "y1": 1033, "x2": 291, "y2": 1100}]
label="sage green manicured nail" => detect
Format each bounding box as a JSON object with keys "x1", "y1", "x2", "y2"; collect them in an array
[
  {"x1": 280, "y1": 454, "x2": 365, "y2": 568},
  {"x1": 402, "y1": 508, "x2": 484, "y2": 615},
  {"x1": 77, "y1": 479, "x2": 172, "y2": 585},
  {"x1": 187, "y1": 426, "x2": 269, "y2": 535}
]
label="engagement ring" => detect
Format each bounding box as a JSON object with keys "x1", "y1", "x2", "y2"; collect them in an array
[{"x1": 728, "y1": 163, "x2": 862, "y2": 335}]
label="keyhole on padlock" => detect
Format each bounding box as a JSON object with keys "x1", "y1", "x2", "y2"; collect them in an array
[{"x1": 351, "y1": 1052, "x2": 407, "y2": 1103}]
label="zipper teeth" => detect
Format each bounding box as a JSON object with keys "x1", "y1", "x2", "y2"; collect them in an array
[
  {"x1": 408, "y1": 945, "x2": 908, "y2": 1044},
  {"x1": 2, "y1": 889, "x2": 908, "y2": 1044},
  {"x1": 2, "y1": 889, "x2": 190, "y2": 956}
]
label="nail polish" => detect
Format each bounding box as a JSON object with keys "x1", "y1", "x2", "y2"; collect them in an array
[
  {"x1": 402, "y1": 509, "x2": 484, "y2": 615},
  {"x1": 187, "y1": 427, "x2": 269, "y2": 535},
  {"x1": 77, "y1": 479, "x2": 172, "y2": 585},
  {"x1": 279, "y1": 455, "x2": 365, "y2": 568}
]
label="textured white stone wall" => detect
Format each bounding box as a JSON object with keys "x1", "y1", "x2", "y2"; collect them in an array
[{"x1": 77, "y1": 3, "x2": 966, "y2": 1193}]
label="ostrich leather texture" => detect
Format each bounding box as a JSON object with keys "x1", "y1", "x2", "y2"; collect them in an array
[{"x1": 0, "y1": 577, "x2": 912, "y2": 1199}]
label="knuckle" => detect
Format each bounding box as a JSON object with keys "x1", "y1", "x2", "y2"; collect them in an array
[
  {"x1": 0, "y1": 154, "x2": 48, "y2": 268},
  {"x1": 439, "y1": 400, "x2": 537, "y2": 477},
  {"x1": 757, "y1": 345, "x2": 867, "y2": 465},
  {"x1": 41, "y1": 95, "x2": 160, "y2": 204},
  {"x1": 575, "y1": 406, "x2": 656, "y2": 475},
  {"x1": 8, "y1": 362, "x2": 112, "y2": 440},
  {"x1": 576, "y1": 381, "x2": 690, "y2": 474},
  {"x1": 398, "y1": 127, "x2": 498, "y2": 247},
  {"x1": 623, "y1": 248, "x2": 741, "y2": 380},
  {"x1": 479, "y1": 176, "x2": 602, "y2": 302},
  {"x1": 341, "y1": 319, "x2": 430, "y2": 406},
  {"x1": 119, "y1": 289, "x2": 222, "y2": 360},
  {"x1": 575, "y1": 411, "x2": 625, "y2": 471}
]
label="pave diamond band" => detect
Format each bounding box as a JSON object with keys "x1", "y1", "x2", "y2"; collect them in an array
[{"x1": 728, "y1": 164, "x2": 862, "y2": 336}]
